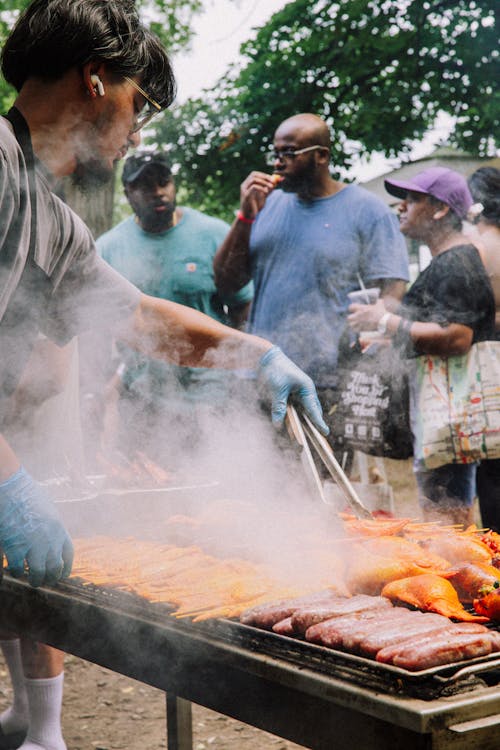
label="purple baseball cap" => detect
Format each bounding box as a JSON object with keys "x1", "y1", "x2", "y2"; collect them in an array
[{"x1": 384, "y1": 167, "x2": 473, "y2": 219}]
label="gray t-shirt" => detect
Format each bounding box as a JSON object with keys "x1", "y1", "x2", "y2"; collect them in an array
[{"x1": 0, "y1": 116, "x2": 140, "y2": 397}]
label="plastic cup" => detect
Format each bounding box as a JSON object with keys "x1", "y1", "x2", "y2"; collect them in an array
[{"x1": 347, "y1": 287, "x2": 380, "y2": 305}]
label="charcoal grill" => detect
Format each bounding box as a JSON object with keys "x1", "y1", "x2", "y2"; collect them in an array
[
  {"x1": 2, "y1": 486, "x2": 500, "y2": 749},
  {"x1": 1, "y1": 572, "x2": 500, "y2": 750}
]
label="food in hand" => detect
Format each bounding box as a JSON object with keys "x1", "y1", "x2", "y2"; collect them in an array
[{"x1": 271, "y1": 173, "x2": 284, "y2": 186}]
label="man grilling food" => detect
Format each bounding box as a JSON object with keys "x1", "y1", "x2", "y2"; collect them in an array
[{"x1": 0, "y1": 3, "x2": 327, "y2": 748}]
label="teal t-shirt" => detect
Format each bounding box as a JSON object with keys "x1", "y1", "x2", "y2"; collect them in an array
[{"x1": 97, "y1": 207, "x2": 253, "y2": 404}]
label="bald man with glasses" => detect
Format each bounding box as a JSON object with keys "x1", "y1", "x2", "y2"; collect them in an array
[{"x1": 214, "y1": 113, "x2": 410, "y2": 454}]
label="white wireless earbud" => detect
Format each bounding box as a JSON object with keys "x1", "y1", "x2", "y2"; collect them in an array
[{"x1": 90, "y1": 74, "x2": 105, "y2": 97}]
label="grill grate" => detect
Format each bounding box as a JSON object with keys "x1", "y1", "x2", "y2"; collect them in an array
[{"x1": 61, "y1": 577, "x2": 500, "y2": 701}]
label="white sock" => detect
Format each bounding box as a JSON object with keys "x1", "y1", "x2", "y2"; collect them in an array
[
  {"x1": 19, "y1": 673, "x2": 66, "y2": 750},
  {"x1": 0, "y1": 639, "x2": 28, "y2": 734}
]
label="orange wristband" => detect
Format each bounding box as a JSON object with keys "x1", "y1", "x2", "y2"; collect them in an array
[{"x1": 236, "y1": 210, "x2": 255, "y2": 224}]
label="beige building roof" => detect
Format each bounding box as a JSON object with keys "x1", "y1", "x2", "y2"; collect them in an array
[{"x1": 360, "y1": 148, "x2": 500, "y2": 208}]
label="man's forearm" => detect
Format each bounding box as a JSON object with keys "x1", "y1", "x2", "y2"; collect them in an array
[
  {"x1": 121, "y1": 294, "x2": 271, "y2": 370},
  {"x1": 213, "y1": 220, "x2": 253, "y2": 296}
]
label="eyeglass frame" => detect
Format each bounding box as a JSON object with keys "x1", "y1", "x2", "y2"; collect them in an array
[
  {"x1": 124, "y1": 76, "x2": 162, "y2": 133},
  {"x1": 266, "y1": 144, "x2": 328, "y2": 165}
]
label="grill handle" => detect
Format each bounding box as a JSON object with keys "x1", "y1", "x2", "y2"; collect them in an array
[{"x1": 434, "y1": 656, "x2": 500, "y2": 684}]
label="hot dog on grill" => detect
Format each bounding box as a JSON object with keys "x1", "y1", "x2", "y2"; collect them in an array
[
  {"x1": 376, "y1": 622, "x2": 490, "y2": 664},
  {"x1": 391, "y1": 631, "x2": 500, "y2": 671},
  {"x1": 240, "y1": 590, "x2": 343, "y2": 629}
]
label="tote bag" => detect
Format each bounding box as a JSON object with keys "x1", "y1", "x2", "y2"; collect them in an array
[
  {"x1": 330, "y1": 343, "x2": 413, "y2": 460},
  {"x1": 413, "y1": 340, "x2": 500, "y2": 469}
]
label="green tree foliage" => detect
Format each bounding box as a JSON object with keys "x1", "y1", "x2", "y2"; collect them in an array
[
  {"x1": 0, "y1": 0, "x2": 206, "y2": 234},
  {"x1": 156, "y1": 0, "x2": 498, "y2": 219},
  {"x1": 0, "y1": 0, "x2": 202, "y2": 105}
]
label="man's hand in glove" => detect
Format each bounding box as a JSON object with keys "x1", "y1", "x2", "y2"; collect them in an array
[
  {"x1": 258, "y1": 346, "x2": 329, "y2": 435},
  {"x1": 0, "y1": 467, "x2": 74, "y2": 587}
]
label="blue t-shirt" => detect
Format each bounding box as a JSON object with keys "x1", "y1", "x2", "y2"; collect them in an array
[
  {"x1": 97, "y1": 207, "x2": 253, "y2": 320},
  {"x1": 97, "y1": 207, "x2": 253, "y2": 402},
  {"x1": 248, "y1": 185, "x2": 409, "y2": 386}
]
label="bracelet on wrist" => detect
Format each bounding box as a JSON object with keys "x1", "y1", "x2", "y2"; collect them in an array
[
  {"x1": 377, "y1": 311, "x2": 391, "y2": 336},
  {"x1": 397, "y1": 316, "x2": 412, "y2": 336},
  {"x1": 236, "y1": 210, "x2": 255, "y2": 225}
]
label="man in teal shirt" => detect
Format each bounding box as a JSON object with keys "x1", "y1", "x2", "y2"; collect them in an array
[{"x1": 97, "y1": 152, "x2": 254, "y2": 454}]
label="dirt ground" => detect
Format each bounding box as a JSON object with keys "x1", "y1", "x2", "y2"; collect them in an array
[{"x1": 0, "y1": 458, "x2": 482, "y2": 750}]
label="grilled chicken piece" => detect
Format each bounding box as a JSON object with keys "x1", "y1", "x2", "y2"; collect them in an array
[
  {"x1": 447, "y1": 563, "x2": 500, "y2": 604},
  {"x1": 381, "y1": 574, "x2": 490, "y2": 622},
  {"x1": 390, "y1": 631, "x2": 500, "y2": 671},
  {"x1": 420, "y1": 533, "x2": 492, "y2": 565},
  {"x1": 361, "y1": 536, "x2": 451, "y2": 570},
  {"x1": 346, "y1": 546, "x2": 450, "y2": 596},
  {"x1": 474, "y1": 587, "x2": 500, "y2": 619}
]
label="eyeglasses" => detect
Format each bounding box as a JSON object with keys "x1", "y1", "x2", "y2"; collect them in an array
[
  {"x1": 124, "y1": 76, "x2": 162, "y2": 133},
  {"x1": 265, "y1": 144, "x2": 326, "y2": 166}
]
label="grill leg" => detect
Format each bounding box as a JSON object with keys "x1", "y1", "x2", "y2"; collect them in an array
[{"x1": 166, "y1": 694, "x2": 193, "y2": 750}]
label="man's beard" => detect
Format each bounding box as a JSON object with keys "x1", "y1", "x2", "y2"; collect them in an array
[
  {"x1": 70, "y1": 157, "x2": 115, "y2": 193},
  {"x1": 137, "y1": 201, "x2": 176, "y2": 233},
  {"x1": 280, "y1": 159, "x2": 317, "y2": 201}
]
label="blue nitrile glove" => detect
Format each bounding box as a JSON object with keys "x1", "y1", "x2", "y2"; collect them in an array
[
  {"x1": 258, "y1": 346, "x2": 329, "y2": 435},
  {"x1": 0, "y1": 467, "x2": 74, "y2": 587}
]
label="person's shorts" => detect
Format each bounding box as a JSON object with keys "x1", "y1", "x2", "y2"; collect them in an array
[{"x1": 414, "y1": 460, "x2": 477, "y2": 508}]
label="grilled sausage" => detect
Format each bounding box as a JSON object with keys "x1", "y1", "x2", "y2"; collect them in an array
[
  {"x1": 376, "y1": 622, "x2": 490, "y2": 663},
  {"x1": 292, "y1": 595, "x2": 392, "y2": 635},
  {"x1": 392, "y1": 631, "x2": 500, "y2": 671}
]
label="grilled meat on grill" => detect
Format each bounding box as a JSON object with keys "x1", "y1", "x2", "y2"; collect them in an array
[
  {"x1": 356, "y1": 612, "x2": 451, "y2": 657},
  {"x1": 389, "y1": 631, "x2": 500, "y2": 671},
  {"x1": 346, "y1": 546, "x2": 450, "y2": 596},
  {"x1": 304, "y1": 605, "x2": 410, "y2": 649},
  {"x1": 419, "y1": 532, "x2": 492, "y2": 565},
  {"x1": 474, "y1": 586, "x2": 500, "y2": 619},
  {"x1": 291, "y1": 595, "x2": 392, "y2": 635},
  {"x1": 381, "y1": 574, "x2": 490, "y2": 622},
  {"x1": 360, "y1": 536, "x2": 451, "y2": 570},
  {"x1": 376, "y1": 622, "x2": 490, "y2": 664},
  {"x1": 272, "y1": 617, "x2": 295, "y2": 635},
  {"x1": 447, "y1": 563, "x2": 500, "y2": 604},
  {"x1": 240, "y1": 590, "x2": 344, "y2": 629}
]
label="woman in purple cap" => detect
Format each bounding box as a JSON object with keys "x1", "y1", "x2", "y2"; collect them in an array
[{"x1": 348, "y1": 166, "x2": 495, "y2": 527}]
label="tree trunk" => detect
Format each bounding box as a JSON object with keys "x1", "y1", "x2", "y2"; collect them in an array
[{"x1": 61, "y1": 173, "x2": 116, "y2": 240}]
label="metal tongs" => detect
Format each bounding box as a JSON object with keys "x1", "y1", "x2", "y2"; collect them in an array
[{"x1": 285, "y1": 405, "x2": 372, "y2": 519}]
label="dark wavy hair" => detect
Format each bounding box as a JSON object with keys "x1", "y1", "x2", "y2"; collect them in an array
[
  {"x1": 468, "y1": 167, "x2": 500, "y2": 228},
  {"x1": 1, "y1": 0, "x2": 176, "y2": 109}
]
